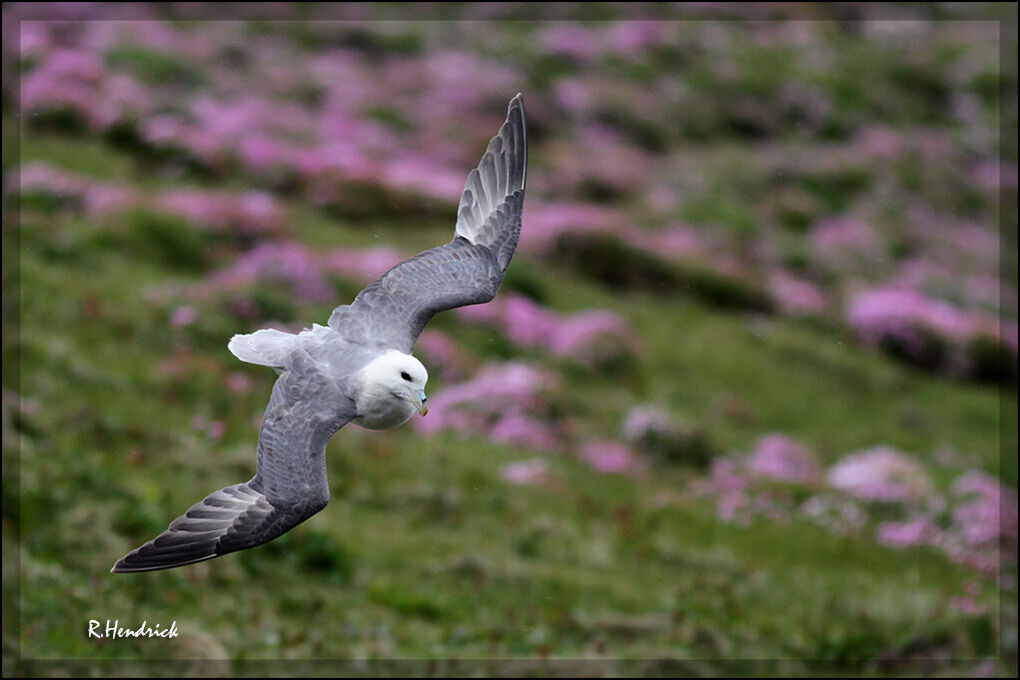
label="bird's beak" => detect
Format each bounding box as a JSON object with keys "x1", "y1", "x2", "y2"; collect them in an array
[{"x1": 413, "y1": 389, "x2": 428, "y2": 417}]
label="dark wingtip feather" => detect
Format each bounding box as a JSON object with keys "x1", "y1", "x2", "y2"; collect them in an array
[
  {"x1": 110, "y1": 480, "x2": 316, "y2": 574},
  {"x1": 111, "y1": 548, "x2": 218, "y2": 574}
]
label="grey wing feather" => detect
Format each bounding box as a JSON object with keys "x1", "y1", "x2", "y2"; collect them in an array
[
  {"x1": 328, "y1": 94, "x2": 527, "y2": 353},
  {"x1": 111, "y1": 351, "x2": 355, "y2": 573},
  {"x1": 455, "y1": 93, "x2": 527, "y2": 246}
]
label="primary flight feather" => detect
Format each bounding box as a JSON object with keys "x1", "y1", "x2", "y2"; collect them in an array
[{"x1": 112, "y1": 94, "x2": 527, "y2": 573}]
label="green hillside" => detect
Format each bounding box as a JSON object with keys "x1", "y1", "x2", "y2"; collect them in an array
[{"x1": 4, "y1": 5, "x2": 1017, "y2": 676}]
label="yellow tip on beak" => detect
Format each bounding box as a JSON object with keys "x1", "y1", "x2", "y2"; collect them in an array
[{"x1": 415, "y1": 390, "x2": 428, "y2": 417}]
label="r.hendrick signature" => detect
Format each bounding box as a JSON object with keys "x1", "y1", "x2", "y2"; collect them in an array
[{"x1": 88, "y1": 619, "x2": 178, "y2": 639}]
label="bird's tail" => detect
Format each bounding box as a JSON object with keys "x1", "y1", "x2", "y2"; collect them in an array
[{"x1": 227, "y1": 328, "x2": 296, "y2": 369}]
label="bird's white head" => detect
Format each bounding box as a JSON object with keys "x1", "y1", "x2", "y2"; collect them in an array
[{"x1": 354, "y1": 350, "x2": 429, "y2": 429}]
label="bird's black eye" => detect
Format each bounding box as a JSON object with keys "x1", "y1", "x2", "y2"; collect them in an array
[{"x1": 401, "y1": 371, "x2": 412, "y2": 381}]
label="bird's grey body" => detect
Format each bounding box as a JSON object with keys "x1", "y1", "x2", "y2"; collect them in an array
[{"x1": 112, "y1": 94, "x2": 526, "y2": 573}]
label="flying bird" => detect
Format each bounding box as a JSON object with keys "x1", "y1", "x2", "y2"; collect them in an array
[{"x1": 112, "y1": 94, "x2": 527, "y2": 573}]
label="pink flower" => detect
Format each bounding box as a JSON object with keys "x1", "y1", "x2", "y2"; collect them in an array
[
  {"x1": 19, "y1": 163, "x2": 135, "y2": 216},
  {"x1": 622, "y1": 405, "x2": 672, "y2": 442},
  {"x1": 767, "y1": 271, "x2": 828, "y2": 315},
  {"x1": 747, "y1": 434, "x2": 820, "y2": 484},
  {"x1": 153, "y1": 189, "x2": 284, "y2": 235},
  {"x1": 500, "y1": 295, "x2": 557, "y2": 346},
  {"x1": 190, "y1": 415, "x2": 225, "y2": 439},
  {"x1": 415, "y1": 329, "x2": 465, "y2": 381},
  {"x1": 519, "y1": 201, "x2": 620, "y2": 255},
  {"x1": 948, "y1": 597, "x2": 983, "y2": 616},
  {"x1": 490, "y1": 412, "x2": 559, "y2": 452},
  {"x1": 298, "y1": 140, "x2": 376, "y2": 180},
  {"x1": 19, "y1": 162, "x2": 88, "y2": 198},
  {"x1": 235, "y1": 192, "x2": 286, "y2": 233},
  {"x1": 809, "y1": 216, "x2": 879, "y2": 266},
  {"x1": 604, "y1": 21, "x2": 664, "y2": 55},
  {"x1": 579, "y1": 440, "x2": 639, "y2": 475},
  {"x1": 21, "y1": 47, "x2": 151, "y2": 130},
  {"x1": 207, "y1": 241, "x2": 332, "y2": 302},
  {"x1": 573, "y1": 123, "x2": 650, "y2": 192},
  {"x1": 951, "y1": 471, "x2": 1019, "y2": 544},
  {"x1": 539, "y1": 24, "x2": 599, "y2": 61},
  {"x1": 207, "y1": 420, "x2": 226, "y2": 440},
  {"x1": 827, "y1": 446, "x2": 932, "y2": 504},
  {"x1": 381, "y1": 154, "x2": 465, "y2": 202},
  {"x1": 82, "y1": 185, "x2": 138, "y2": 217},
  {"x1": 876, "y1": 515, "x2": 935, "y2": 549},
  {"x1": 417, "y1": 330, "x2": 459, "y2": 363},
  {"x1": 456, "y1": 293, "x2": 633, "y2": 365},
  {"x1": 170, "y1": 306, "x2": 198, "y2": 328},
  {"x1": 226, "y1": 372, "x2": 251, "y2": 393},
  {"x1": 238, "y1": 134, "x2": 293, "y2": 170},
  {"x1": 419, "y1": 51, "x2": 518, "y2": 111},
  {"x1": 550, "y1": 310, "x2": 630, "y2": 360},
  {"x1": 500, "y1": 459, "x2": 548, "y2": 486},
  {"x1": 552, "y1": 79, "x2": 591, "y2": 115},
  {"x1": 650, "y1": 224, "x2": 709, "y2": 258},
  {"x1": 324, "y1": 247, "x2": 404, "y2": 283},
  {"x1": 413, "y1": 361, "x2": 558, "y2": 444},
  {"x1": 19, "y1": 21, "x2": 52, "y2": 58},
  {"x1": 1003, "y1": 323, "x2": 1019, "y2": 355},
  {"x1": 846, "y1": 287, "x2": 983, "y2": 368},
  {"x1": 707, "y1": 458, "x2": 752, "y2": 525},
  {"x1": 854, "y1": 126, "x2": 903, "y2": 160}
]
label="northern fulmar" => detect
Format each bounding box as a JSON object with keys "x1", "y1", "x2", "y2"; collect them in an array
[{"x1": 112, "y1": 94, "x2": 526, "y2": 573}]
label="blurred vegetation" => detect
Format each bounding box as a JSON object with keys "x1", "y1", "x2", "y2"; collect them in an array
[{"x1": 4, "y1": 3, "x2": 1017, "y2": 677}]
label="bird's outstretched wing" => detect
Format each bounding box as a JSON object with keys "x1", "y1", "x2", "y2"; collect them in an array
[
  {"x1": 328, "y1": 94, "x2": 527, "y2": 353},
  {"x1": 112, "y1": 352, "x2": 355, "y2": 573}
]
